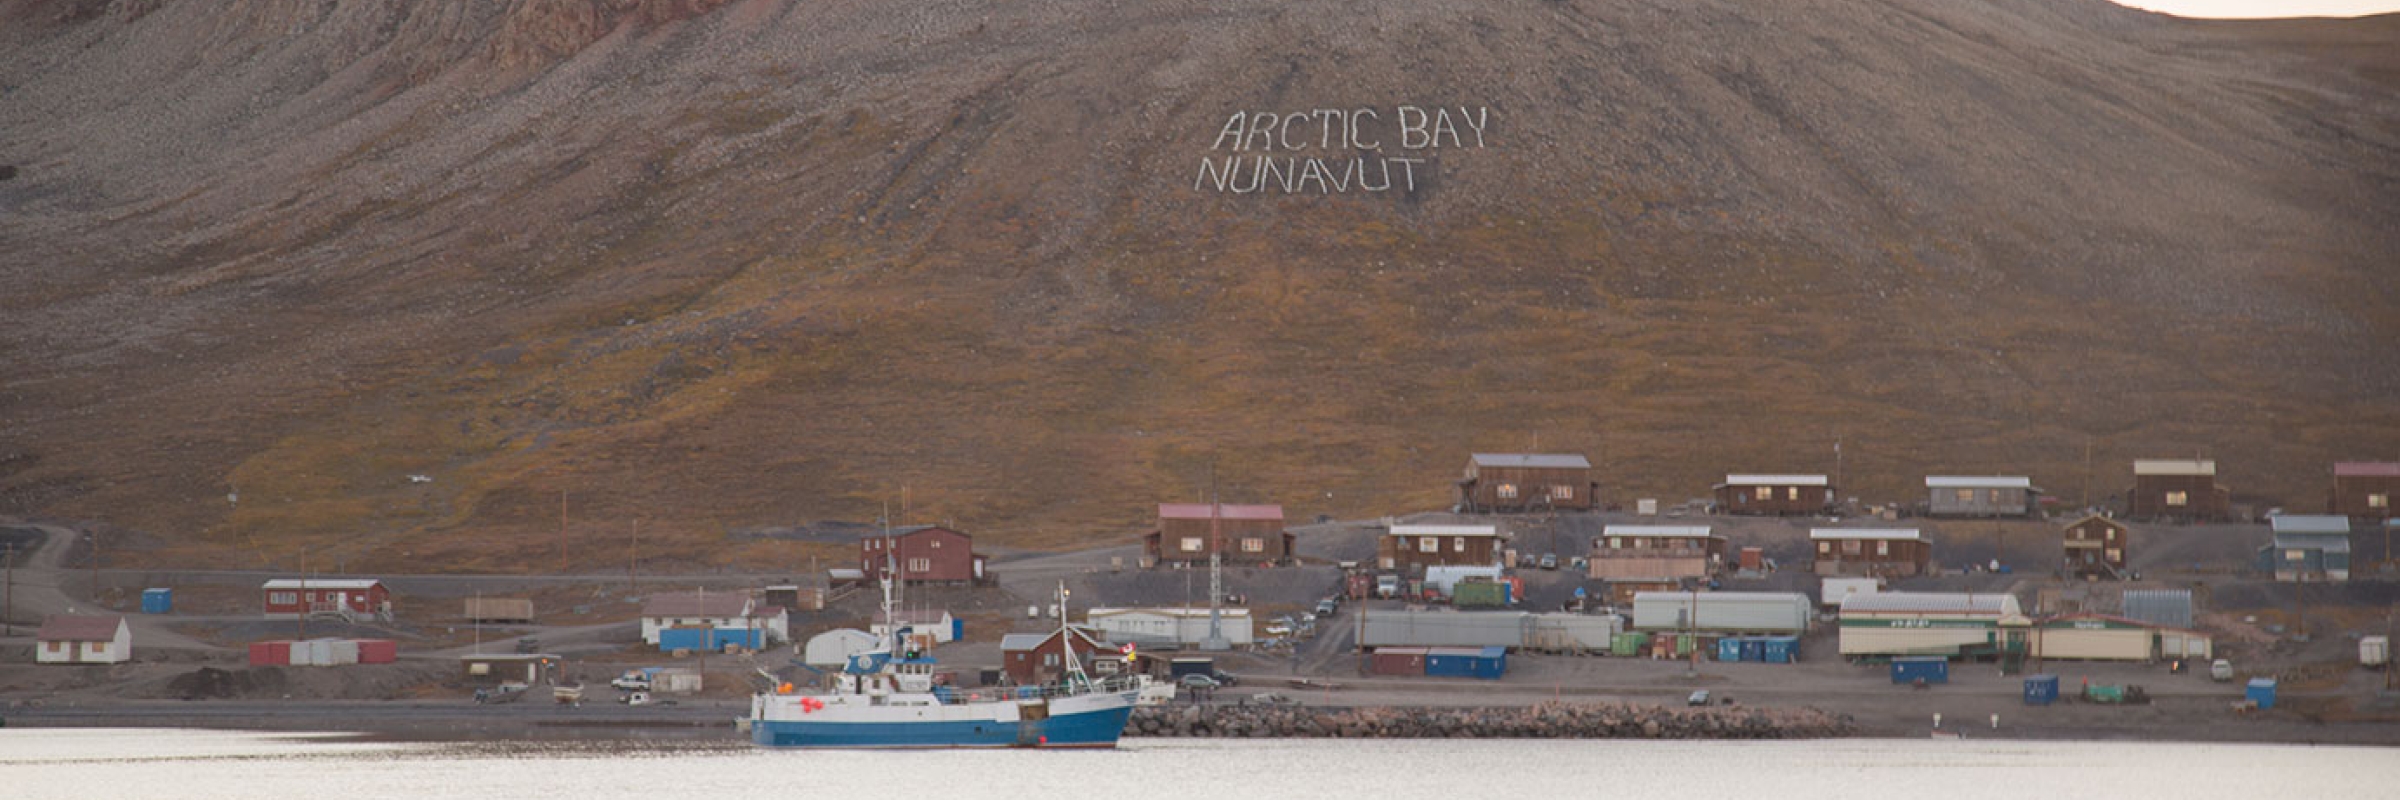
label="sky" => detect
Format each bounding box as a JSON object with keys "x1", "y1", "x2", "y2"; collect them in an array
[{"x1": 2113, "y1": 1, "x2": 2400, "y2": 17}]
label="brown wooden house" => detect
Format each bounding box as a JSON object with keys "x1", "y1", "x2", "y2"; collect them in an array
[
  {"x1": 2330, "y1": 462, "x2": 2399, "y2": 521},
  {"x1": 1810, "y1": 528, "x2": 1932, "y2": 577},
  {"x1": 2129, "y1": 460, "x2": 2230, "y2": 521},
  {"x1": 1587, "y1": 525, "x2": 1726, "y2": 581},
  {"x1": 1000, "y1": 626, "x2": 1116, "y2": 686},
  {"x1": 1143, "y1": 504, "x2": 1292, "y2": 566},
  {"x1": 1378, "y1": 524, "x2": 1505, "y2": 572},
  {"x1": 1714, "y1": 474, "x2": 1834, "y2": 516},
  {"x1": 860, "y1": 526, "x2": 990, "y2": 586},
  {"x1": 1456, "y1": 454, "x2": 1598, "y2": 513},
  {"x1": 2061, "y1": 514, "x2": 2130, "y2": 578}
]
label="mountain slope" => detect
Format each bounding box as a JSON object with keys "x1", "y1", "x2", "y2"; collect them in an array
[{"x1": 1, "y1": 0, "x2": 2395, "y2": 569}]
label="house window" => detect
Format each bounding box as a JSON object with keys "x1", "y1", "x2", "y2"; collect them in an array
[
  {"x1": 1755, "y1": 487, "x2": 1773, "y2": 501},
  {"x1": 1955, "y1": 489, "x2": 1974, "y2": 504},
  {"x1": 2286, "y1": 549, "x2": 2308, "y2": 561},
  {"x1": 1817, "y1": 542, "x2": 1830, "y2": 554},
  {"x1": 269, "y1": 592, "x2": 296, "y2": 605},
  {"x1": 2071, "y1": 527, "x2": 2086, "y2": 540},
  {"x1": 1609, "y1": 537, "x2": 1623, "y2": 549},
  {"x1": 929, "y1": 540, "x2": 941, "y2": 549},
  {"x1": 1876, "y1": 541, "x2": 1890, "y2": 557},
  {"x1": 1241, "y1": 538, "x2": 1264, "y2": 553},
  {"x1": 1842, "y1": 540, "x2": 1862, "y2": 555},
  {"x1": 2104, "y1": 529, "x2": 2117, "y2": 542},
  {"x1": 2370, "y1": 493, "x2": 2389, "y2": 509},
  {"x1": 1453, "y1": 537, "x2": 1468, "y2": 552},
  {"x1": 91, "y1": 642, "x2": 106, "y2": 654},
  {"x1": 907, "y1": 557, "x2": 931, "y2": 573},
  {"x1": 1043, "y1": 653, "x2": 1059, "y2": 667},
  {"x1": 2105, "y1": 548, "x2": 2121, "y2": 563},
  {"x1": 1419, "y1": 537, "x2": 1439, "y2": 554},
  {"x1": 46, "y1": 641, "x2": 61, "y2": 653},
  {"x1": 1180, "y1": 537, "x2": 1204, "y2": 552},
  {"x1": 1787, "y1": 487, "x2": 1801, "y2": 500},
  {"x1": 1497, "y1": 483, "x2": 1518, "y2": 500},
  {"x1": 2165, "y1": 491, "x2": 2188, "y2": 507},
  {"x1": 1551, "y1": 485, "x2": 1574, "y2": 500}
]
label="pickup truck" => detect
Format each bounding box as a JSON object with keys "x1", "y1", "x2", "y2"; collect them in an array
[{"x1": 611, "y1": 668, "x2": 660, "y2": 691}]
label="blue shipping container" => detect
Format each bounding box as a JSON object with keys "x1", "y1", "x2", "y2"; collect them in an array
[
  {"x1": 1890, "y1": 657, "x2": 1950, "y2": 685},
  {"x1": 2023, "y1": 674, "x2": 2059, "y2": 705},
  {"x1": 1717, "y1": 637, "x2": 1746, "y2": 662},
  {"x1": 658, "y1": 627, "x2": 766, "y2": 652},
  {"x1": 1740, "y1": 638, "x2": 1767, "y2": 662},
  {"x1": 141, "y1": 588, "x2": 173, "y2": 614},
  {"x1": 1424, "y1": 646, "x2": 1507, "y2": 680},
  {"x1": 2246, "y1": 678, "x2": 2277, "y2": 710},
  {"x1": 1761, "y1": 636, "x2": 1797, "y2": 664},
  {"x1": 952, "y1": 617, "x2": 965, "y2": 642}
]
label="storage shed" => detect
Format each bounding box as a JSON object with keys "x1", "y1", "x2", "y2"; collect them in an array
[
  {"x1": 35, "y1": 615, "x2": 130, "y2": 665},
  {"x1": 804, "y1": 628, "x2": 881, "y2": 667},
  {"x1": 2120, "y1": 589, "x2": 2194, "y2": 629},
  {"x1": 1629, "y1": 592, "x2": 1810, "y2": 635},
  {"x1": 1926, "y1": 476, "x2": 2040, "y2": 517}
]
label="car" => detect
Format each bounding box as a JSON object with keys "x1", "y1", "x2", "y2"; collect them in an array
[
  {"x1": 1538, "y1": 554, "x2": 1559, "y2": 570},
  {"x1": 1212, "y1": 670, "x2": 1239, "y2": 686},
  {"x1": 1178, "y1": 674, "x2": 1222, "y2": 690},
  {"x1": 1686, "y1": 690, "x2": 1711, "y2": 707},
  {"x1": 1314, "y1": 599, "x2": 1339, "y2": 617},
  {"x1": 1265, "y1": 622, "x2": 1294, "y2": 636}
]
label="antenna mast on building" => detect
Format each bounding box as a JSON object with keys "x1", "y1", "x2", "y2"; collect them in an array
[{"x1": 1201, "y1": 470, "x2": 1230, "y2": 651}]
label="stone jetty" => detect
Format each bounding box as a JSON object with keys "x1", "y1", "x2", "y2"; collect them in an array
[{"x1": 1125, "y1": 701, "x2": 1853, "y2": 739}]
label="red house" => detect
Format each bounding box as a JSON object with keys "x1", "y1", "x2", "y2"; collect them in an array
[
  {"x1": 1000, "y1": 627, "x2": 1117, "y2": 686},
  {"x1": 860, "y1": 526, "x2": 990, "y2": 586},
  {"x1": 1143, "y1": 504, "x2": 1293, "y2": 566},
  {"x1": 262, "y1": 578, "x2": 392, "y2": 622}
]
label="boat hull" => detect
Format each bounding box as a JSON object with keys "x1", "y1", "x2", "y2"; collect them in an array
[{"x1": 751, "y1": 691, "x2": 1138, "y2": 749}]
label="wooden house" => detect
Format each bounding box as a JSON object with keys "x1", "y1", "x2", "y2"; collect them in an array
[
  {"x1": 1456, "y1": 453, "x2": 1597, "y2": 513},
  {"x1": 35, "y1": 615, "x2": 130, "y2": 665},
  {"x1": 2260, "y1": 515, "x2": 2352, "y2": 582},
  {"x1": 1000, "y1": 626, "x2": 1119, "y2": 685},
  {"x1": 2329, "y1": 462, "x2": 2399, "y2": 520},
  {"x1": 1810, "y1": 528, "x2": 1932, "y2": 577},
  {"x1": 261, "y1": 578, "x2": 391, "y2": 622},
  {"x1": 1143, "y1": 504, "x2": 1292, "y2": 566},
  {"x1": 1377, "y1": 524, "x2": 1504, "y2": 572},
  {"x1": 2129, "y1": 460, "x2": 2229, "y2": 521},
  {"x1": 861, "y1": 525, "x2": 991, "y2": 586},
  {"x1": 1714, "y1": 474, "x2": 1833, "y2": 516},
  {"x1": 1587, "y1": 525, "x2": 1725, "y2": 581},
  {"x1": 1926, "y1": 476, "x2": 2039, "y2": 517},
  {"x1": 2060, "y1": 514, "x2": 2130, "y2": 579}
]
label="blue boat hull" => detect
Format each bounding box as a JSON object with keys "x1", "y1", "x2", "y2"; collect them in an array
[{"x1": 751, "y1": 703, "x2": 1134, "y2": 749}]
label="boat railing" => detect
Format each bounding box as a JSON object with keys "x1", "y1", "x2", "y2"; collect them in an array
[{"x1": 928, "y1": 674, "x2": 1144, "y2": 705}]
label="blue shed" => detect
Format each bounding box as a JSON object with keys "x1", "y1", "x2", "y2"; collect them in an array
[
  {"x1": 1740, "y1": 638, "x2": 1767, "y2": 662},
  {"x1": 658, "y1": 627, "x2": 766, "y2": 652},
  {"x1": 1424, "y1": 646, "x2": 1507, "y2": 680},
  {"x1": 1890, "y1": 656, "x2": 1950, "y2": 684},
  {"x1": 2246, "y1": 678, "x2": 2277, "y2": 710},
  {"x1": 1717, "y1": 637, "x2": 1746, "y2": 662},
  {"x1": 1760, "y1": 636, "x2": 1798, "y2": 664},
  {"x1": 951, "y1": 617, "x2": 965, "y2": 642},
  {"x1": 2023, "y1": 674, "x2": 2059, "y2": 705},
  {"x1": 141, "y1": 588, "x2": 173, "y2": 614}
]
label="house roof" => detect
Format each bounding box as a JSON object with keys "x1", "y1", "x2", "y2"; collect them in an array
[
  {"x1": 999, "y1": 626, "x2": 1108, "y2": 652},
  {"x1": 1158, "y1": 503, "x2": 1285, "y2": 521},
  {"x1": 1469, "y1": 453, "x2": 1591, "y2": 470},
  {"x1": 2133, "y1": 459, "x2": 2215, "y2": 476},
  {"x1": 1840, "y1": 592, "x2": 2017, "y2": 615},
  {"x1": 1926, "y1": 476, "x2": 2032, "y2": 489},
  {"x1": 2060, "y1": 514, "x2": 2126, "y2": 530},
  {"x1": 640, "y1": 592, "x2": 751, "y2": 618},
  {"x1": 1088, "y1": 607, "x2": 1253, "y2": 620},
  {"x1": 36, "y1": 615, "x2": 124, "y2": 642},
  {"x1": 1810, "y1": 528, "x2": 1923, "y2": 541},
  {"x1": 1602, "y1": 525, "x2": 1719, "y2": 539},
  {"x1": 2271, "y1": 515, "x2": 2352, "y2": 535},
  {"x1": 261, "y1": 578, "x2": 383, "y2": 590},
  {"x1": 2269, "y1": 532, "x2": 2353, "y2": 553},
  {"x1": 1387, "y1": 524, "x2": 1503, "y2": 538},
  {"x1": 1722, "y1": 474, "x2": 1829, "y2": 486},
  {"x1": 2334, "y1": 462, "x2": 2400, "y2": 478}
]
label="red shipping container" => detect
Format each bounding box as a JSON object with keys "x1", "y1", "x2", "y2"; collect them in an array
[
  {"x1": 1369, "y1": 647, "x2": 1428, "y2": 676},
  {"x1": 1739, "y1": 547, "x2": 1764, "y2": 571},
  {"x1": 248, "y1": 641, "x2": 291, "y2": 666},
  {"x1": 357, "y1": 639, "x2": 398, "y2": 664}
]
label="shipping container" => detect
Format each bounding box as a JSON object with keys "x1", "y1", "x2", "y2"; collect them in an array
[
  {"x1": 357, "y1": 639, "x2": 398, "y2": 664},
  {"x1": 1424, "y1": 566, "x2": 1506, "y2": 596},
  {"x1": 1370, "y1": 647, "x2": 1428, "y2": 676},
  {"x1": 1453, "y1": 580, "x2": 1509, "y2": 609},
  {"x1": 1361, "y1": 610, "x2": 1531, "y2": 649},
  {"x1": 1717, "y1": 637, "x2": 1746, "y2": 662},
  {"x1": 1423, "y1": 646, "x2": 1507, "y2": 680},
  {"x1": 248, "y1": 641, "x2": 291, "y2": 667},
  {"x1": 1890, "y1": 656, "x2": 1949, "y2": 684},
  {"x1": 141, "y1": 588, "x2": 173, "y2": 614},
  {"x1": 2245, "y1": 678, "x2": 2277, "y2": 709},
  {"x1": 1740, "y1": 638, "x2": 1766, "y2": 662},
  {"x1": 1523, "y1": 613, "x2": 1621, "y2": 652},
  {"x1": 2023, "y1": 674, "x2": 2059, "y2": 705},
  {"x1": 1611, "y1": 632, "x2": 1650, "y2": 657},
  {"x1": 464, "y1": 597, "x2": 536, "y2": 623},
  {"x1": 1760, "y1": 636, "x2": 1798, "y2": 663},
  {"x1": 659, "y1": 627, "x2": 766, "y2": 652},
  {"x1": 1738, "y1": 548, "x2": 1764, "y2": 571},
  {"x1": 1631, "y1": 592, "x2": 1810, "y2": 634}
]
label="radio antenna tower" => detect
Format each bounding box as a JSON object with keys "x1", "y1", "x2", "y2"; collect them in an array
[{"x1": 1201, "y1": 466, "x2": 1230, "y2": 651}]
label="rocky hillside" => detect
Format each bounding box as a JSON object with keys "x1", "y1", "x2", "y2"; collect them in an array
[{"x1": 1, "y1": 0, "x2": 2395, "y2": 570}]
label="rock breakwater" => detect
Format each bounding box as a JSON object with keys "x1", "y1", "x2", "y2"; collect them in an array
[{"x1": 1126, "y1": 701, "x2": 1852, "y2": 739}]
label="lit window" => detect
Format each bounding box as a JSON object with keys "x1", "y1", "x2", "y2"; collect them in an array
[
  {"x1": 908, "y1": 558, "x2": 930, "y2": 573},
  {"x1": 1609, "y1": 537, "x2": 1622, "y2": 549},
  {"x1": 1498, "y1": 483, "x2": 1518, "y2": 500},
  {"x1": 1551, "y1": 485, "x2": 1574, "y2": 500},
  {"x1": 1043, "y1": 653, "x2": 1059, "y2": 667},
  {"x1": 2371, "y1": 493, "x2": 2389, "y2": 509},
  {"x1": 2165, "y1": 491, "x2": 2188, "y2": 507},
  {"x1": 1180, "y1": 537, "x2": 1204, "y2": 552},
  {"x1": 1876, "y1": 541, "x2": 1890, "y2": 556},
  {"x1": 2104, "y1": 529, "x2": 2117, "y2": 542},
  {"x1": 1419, "y1": 537, "x2": 1439, "y2": 554},
  {"x1": 1842, "y1": 540, "x2": 1861, "y2": 555},
  {"x1": 1453, "y1": 537, "x2": 1467, "y2": 552},
  {"x1": 930, "y1": 540, "x2": 940, "y2": 549},
  {"x1": 47, "y1": 641, "x2": 62, "y2": 652},
  {"x1": 1817, "y1": 542, "x2": 1830, "y2": 554},
  {"x1": 1755, "y1": 487, "x2": 1773, "y2": 501},
  {"x1": 92, "y1": 642, "x2": 106, "y2": 654},
  {"x1": 1241, "y1": 538, "x2": 1264, "y2": 553},
  {"x1": 1787, "y1": 487, "x2": 1800, "y2": 500},
  {"x1": 1955, "y1": 489, "x2": 1974, "y2": 504},
  {"x1": 2105, "y1": 549, "x2": 2121, "y2": 562}
]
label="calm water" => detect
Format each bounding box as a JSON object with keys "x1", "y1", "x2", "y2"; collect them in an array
[{"x1": 5, "y1": 729, "x2": 2396, "y2": 799}]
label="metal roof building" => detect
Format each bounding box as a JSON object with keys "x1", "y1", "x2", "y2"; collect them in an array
[{"x1": 2120, "y1": 589, "x2": 2195, "y2": 629}]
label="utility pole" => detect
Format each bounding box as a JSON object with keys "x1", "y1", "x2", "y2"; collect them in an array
[
  {"x1": 297, "y1": 547, "x2": 308, "y2": 643},
  {"x1": 4, "y1": 544, "x2": 14, "y2": 637},
  {"x1": 629, "y1": 519, "x2": 641, "y2": 592},
  {"x1": 2081, "y1": 437, "x2": 2094, "y2": 510},
  {"x1": 1201, "y1": 468, "x2": 1229, "y2": 652},
  {"x1": 88, "y1": 529, "x2": 100, "y2": 604},
  {"x1": 560, "y1": 489, "x2": 569, "y2": 575}
]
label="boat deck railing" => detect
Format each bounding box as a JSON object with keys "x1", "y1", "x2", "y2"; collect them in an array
[{"x1": 930, "y1": 674, "x2": 1144, "y2": 705}]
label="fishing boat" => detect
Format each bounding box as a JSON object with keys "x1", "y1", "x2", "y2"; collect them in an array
[{"x1": 749, "y1": 573, "x2": 1140, "y2": 748}]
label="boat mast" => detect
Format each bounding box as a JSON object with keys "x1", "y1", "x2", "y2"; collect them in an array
[{"x1": 1056, "y1": 579, "x2": 1086, "y2": 689}]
